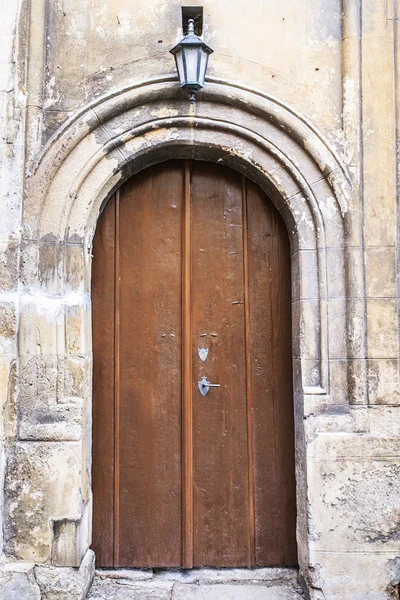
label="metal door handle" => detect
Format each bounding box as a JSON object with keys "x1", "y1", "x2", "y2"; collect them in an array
[{"x1": 198, "y1": 376, "x2": 221, "y2": 396}]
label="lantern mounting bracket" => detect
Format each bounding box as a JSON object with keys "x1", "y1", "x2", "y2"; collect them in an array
[{"x1": 182, "y1": 6, "x2": 203, "y2": 36}]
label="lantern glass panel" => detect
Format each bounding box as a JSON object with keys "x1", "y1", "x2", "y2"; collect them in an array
[
  {"x1": 183, "y1": 47, "x2": 199, "y2": 83},
  {"x1": 198, "y1": 50, "x2": 209, "y2": 86},
  {"x1": 174, "y1": 50, "x2": 185, "y2": 86}
]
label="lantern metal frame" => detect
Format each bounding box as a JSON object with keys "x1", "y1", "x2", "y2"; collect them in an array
[{"x1": 170, "y1": 18, "x2": 213, "y2": 103}]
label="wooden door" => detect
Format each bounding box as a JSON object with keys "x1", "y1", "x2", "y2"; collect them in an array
[{"x1": 91, "y1": 160, "x2": 297, "y2": 569}]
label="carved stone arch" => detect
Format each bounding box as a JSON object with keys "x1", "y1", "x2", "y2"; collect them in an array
[
  {"x1": 25, "y1": 76, "x2": 351, "y2": 399},
  {"x1": 16, "y1": 76, "x2": 352, "y2": 577}
]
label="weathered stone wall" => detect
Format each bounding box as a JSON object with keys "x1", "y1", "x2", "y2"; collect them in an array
[{"x1": 0, "y1": 0, "x2": 399, "y2": 599}]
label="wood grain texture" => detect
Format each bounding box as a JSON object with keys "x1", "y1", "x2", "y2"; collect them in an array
[
  {"x1": 91, "y1": 195, "x2": 116, "y2": 567},
  {"x1": 113, "y1": 190, "x2": 121, "y2": 565},
  {"x1": 117, "y1": 162, "x2": 183, "y2": 567},
  {"x1": 246, "y1": 179, "x2": 297, "y2": 566},
  {"x1": 182, "y1": 161, "x2": 194, "y2": 568},
  {"x1": 91, "y1": 160, "x2": 297, "y2": 569},
  {"x1": 242, "y1": 177, "x2": 256, "y2": 567},
  {"x1": 191, "y1": 162, "x2": 250, "y2": 567}
]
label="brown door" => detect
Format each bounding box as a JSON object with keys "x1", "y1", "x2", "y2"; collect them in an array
[{"x1": 91, "y1": 160, "x2": 297, "y2": 569}]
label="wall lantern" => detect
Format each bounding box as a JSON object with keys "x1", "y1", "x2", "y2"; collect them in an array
[{"x1": 170, "y1": 18, "x2": 213, "y2": 104}]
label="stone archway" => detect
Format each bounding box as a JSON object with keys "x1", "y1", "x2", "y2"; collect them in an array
[{"x1": 5, "y1": 76, "x2": 352, "y2": 597}]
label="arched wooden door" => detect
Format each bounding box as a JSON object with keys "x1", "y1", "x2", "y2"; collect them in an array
[{"x1": 91, "y1": 160, "x2": 297, "y2": 569}]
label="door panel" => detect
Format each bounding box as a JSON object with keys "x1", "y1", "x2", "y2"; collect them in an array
[
  {"x1": 246, "y1": 179, "x2": 297, "y2": 566},
  {"x1": 191, "y1": 163, "x2": 250, "y2": 566},
  {"x1": 92, "y1": 196, "x2": 116, "y2": 567},
  {"x1": 117, "y1": 163, "x2": 183, "y2": 567},
  {"x1": 92, "y1": 160, "x2": 297, "y2": 568}
]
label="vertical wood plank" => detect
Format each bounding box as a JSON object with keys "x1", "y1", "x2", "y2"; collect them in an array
[
  {"x1": 113, "y1": 190, "x2": 120, "y2": 566},
  {"x1": 242, "y1": 177, "x2": 256, "y2": 566},
  {"x1": 191, "y1": 162, "x2": 250, "y2": 567},
  {"x1": 182, "y1": 160, "x2": 193, "y2": 568},
  {"x1": 246, "y1": 179, "x2": 297, "y2": 566},
  {"x1": 117, "y1": 161, "x2": 183, "y2": 567},
  {"x1": 91, "y1": 195, "x2": 116, "y2": 567}
]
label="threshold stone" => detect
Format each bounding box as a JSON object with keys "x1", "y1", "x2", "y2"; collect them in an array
[{"x1": 87, "y1": 567, "x2": 304, "y2": 599}]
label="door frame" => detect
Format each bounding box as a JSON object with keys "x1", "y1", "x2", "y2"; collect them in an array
[{"x1": 11, "y1": 76, "x2": 351, "y2": 595}]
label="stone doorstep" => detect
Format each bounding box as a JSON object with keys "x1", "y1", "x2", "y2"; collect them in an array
[
  {"x1": 87, "y1": 580, "x2": 304, "y2": 600},
  {"x1": 94, "y1": 567, "x2": 299, "y2": 586},
  {"x1": 87, "y1": 568, "x2": 305, "y2": 599}
]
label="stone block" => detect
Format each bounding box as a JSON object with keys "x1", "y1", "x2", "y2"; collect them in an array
[
  {"x1": 308, "y1": 432, "x2": 400, "y2": 459},
  {"x1": 38, "y1": 242, "x2": 64, "y2": 294},
  {"x1": 363, "y1": 175, "x2": 396, "y2": 247},
  {"x1": 52, "y1": 519, "x2": 82, "y2": 567},
  {"x1": 87, "y1": 579, "x2": 174, "y2": 600},
  {"x1": 329, "y1": 359, "x2": 348, "y2": 404},
  {"x1": 301, "y1": 299, "x2": 321, "y2": 359},
  {"x1": 349, "y1": 406, "x2": 370, "y2": 433},
  {"x1": 328, "y1": 298, "x2": 347, "y2": 358},
  {"x1": 292, "y1": 359, "x2": 303, "y2": 403},
  {"x1": 17, "y1": 353, "x2": 90, "y2": 405},
  {"x1": 172, "y1": 584, "x2": 302, "y2": 600},
  {"x1": 157, "y1": 568, "x2": 298, "y2": 586},
  {"x1": 0, "y1": 302, "x2": 16, "y2": 338},
  {"x1": 291, "y1": 250, "x2": 319, "y2": 301},
  {"x1": 18, "y1": 355, "x2": 84, "y2": 441},
  {"x1": 284, "y1": 194, "x2": 317, "y2": 251},
  {"x1": 87, "y1": 578, "x2": 303, "y2": 600},
  {"x1": 303, "y1": 393, "x2": 348, "y2": 417},
  {"x1": 3, "y1": 441, "x2": 83, "y2": 562},
  {"x1": 366, "y1": 405, "x2": 400, "y2": 438},
  {"x1": 301, "y1": 359, "x2": 323, "y2": 392},
  {"x1": 362, "y1": 27, "x2": 396, "y2": 248},
  {"x1": 326, "y1": 247, "x2": 346, "y2": 298},
  {"x1": 94, "y1": 569, "x2": 153, "y2": 583},
  {"x1": 51, "y1": 501, "x2": 91, "y2": 568},
  {"x1": 365, "y1": 246, "x2": 396, "y2": 298},
  {"x1": 346, "y1": 299, "x2": 366, "y2": 359},
  {"x1": 310, "y1": 178, "x2": 345, "y2": 248},
  {"x1": 19, "y1": 298, "x2": 65, "y2": 356},
  {"x1": 367, "y1": 298, "x2": 398, "y2": 358},
  {"x1": 307, "y1": 451, "x2": 400, "y2": 554},
  {"x1": 367, "y1": 358, "x2": 400, "y2": 405},
  {"x1": 291, "y1": 301, "x2": 301, "y2": 360},
  {"x1": 294, "y1": 449, "x2": 309, "y2": 572},
  {"x1": 308, "y1": 550, "x2": 400, "y2": 599},
  {"x1": 65, "y1": 244, "x2": 87, "y2": 293},
  {"x1": 80, "y1": 403, "x2": 92, "y2": 503},
  {"x1": 1, "y1": 356, "x2": 17, "y2": 439},
  {"x1": 347, "y1": 358, "x2": 368, "y2": 405},
  {"x1": 345, "y1": 247, "x2": 363, "y2": 299},
  {"x1": 35, "y1": 548, "x2": 95, "y2": 600},
  {"x1": 292, "y1": 299, "x2": 320, "y2": 361},
  {"x1": 0, "y1": 302, "x2": 17, "y2": 354},
  {"x1": 60, "y1": 355, "x2": 89, "y2": 400},
  {"x1": 65, "y1": 303, "x2": 88, "y2": 354},
  {"x1": 0, "y1": 240, "x2": 18, "y2": 292},
  {"x1": 79, "y1": 498, "x2": 92, "y2": 561},
  {"x1": 20, "y1": 240, "x2": 39, "y2": 289},
  {"x1": 18, "y1": 397, "x2": 83, "y2": 441},
  {"x1": 0, "y1": 562, "x2": 41, "y2": 600}
]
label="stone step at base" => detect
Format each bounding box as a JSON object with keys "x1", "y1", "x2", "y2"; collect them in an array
[
  {"x1": 87, "y1": 580, "x2": 304, "y2": 600},
  {"x1": 86, "y1": 568, "x2": 305, "y2": 600}
]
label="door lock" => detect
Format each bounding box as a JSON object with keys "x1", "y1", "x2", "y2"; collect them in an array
[{"x1": 198, "y1": 376, "x2": 221, "y2": 396}]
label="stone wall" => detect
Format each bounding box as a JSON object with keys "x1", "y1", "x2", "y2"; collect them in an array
[{"x1": 0, "y1": 0, "x2": 399, "y2": 599}]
